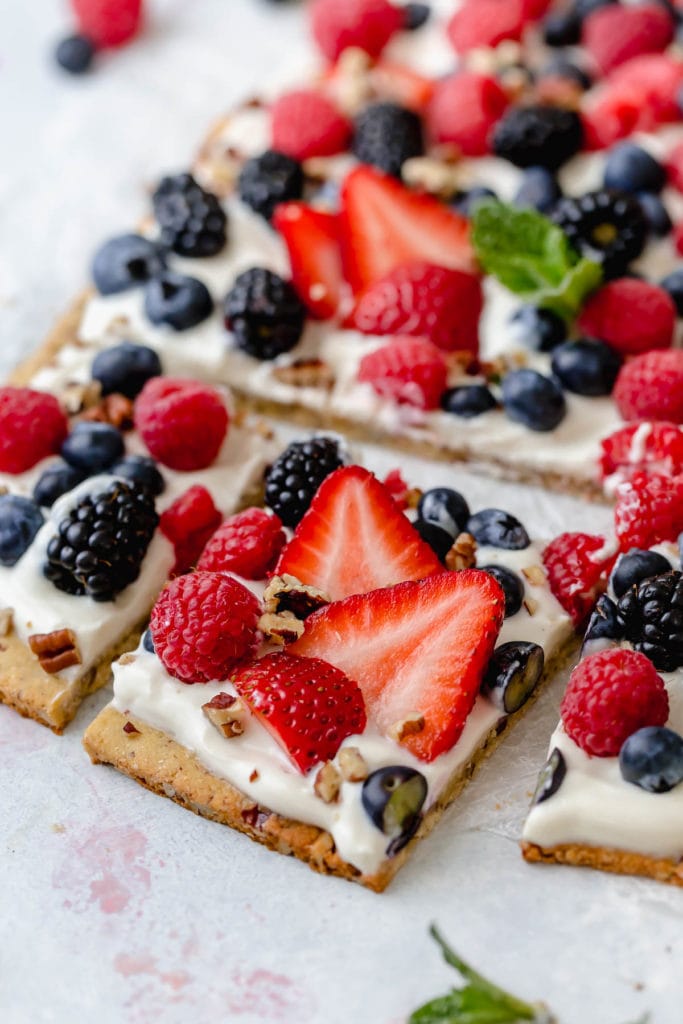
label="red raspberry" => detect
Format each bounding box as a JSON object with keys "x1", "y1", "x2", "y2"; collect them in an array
[
  {"x1": 197, "y1": 508, "x2": 286, "y2": 579},
  {"x1": 271, "y1": 90, "x2": 352, "y2": 161},
  {"x1": 310, "y1": 0, "x2": 403, "y2": 62},
  {"x1": 381, "y1": 468, "x2": 410, "y2": 510},
  {"x1": 135, "y1": 378, "x2": 229, "y2": 472},
  {"x1": 150, "y1": 571, "x2": 260, "y2": 684},
  {"x1": 233, "y1": 652, "x2": 366, "y2": 773},
  {"x1": 582, "y1": 87, "x2": 646, "y2": 151},
  {"x1": 599, "y1": 423, "x2": 683, "y2": 481},
  {"x1": 666, "y1": 140, "x2": 683, "y2": 192},
  {"x1": 0, "y1": 387, "x2": 68, "y2": 474},
  {"x1": 427, "y1": 72, "x2": 509, "y2": 157},
  {"x1": 674, "y1": 220, "x2": 683, "y2": 257},
  {"x1": 542, "y1": 532, "x2": 613, "y2": 627},
  {"x1": 446, "y1": 0, "x2": 527, "y2": 54},
  {"x1": 160, "y1": 485, "x2": 222, "y2": 575},
  {"x1": 577, "y1": 279, "x2": 675, "y2": 357},
  {"x1": 614, "y1": 471, "x2": 683, "y2": 549},
  {"x1": 582, "y1": 3, "x2": 674, "y2": 76},
  {"x1": 357, "y1": 335, "x2": 448, "y2": 411},
  {"x1": 610, "y1": 55, "x2": 683, "y2": 125},
  {"x1": 613, "y1": 349, "x2": 683, "y2": 423},
  {"x1": 561, "y1": 649, "x2": 669, "y2": 757},
  {"x1": 71, "y1": 0, "x2": 143, "y2": 48}
]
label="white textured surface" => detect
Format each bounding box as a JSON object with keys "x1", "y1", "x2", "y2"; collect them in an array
[{"x1": 1, "y1": 3, "x2": 682, "y2": 1023}]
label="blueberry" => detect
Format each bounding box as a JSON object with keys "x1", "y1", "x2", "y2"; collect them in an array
[
  {"x1": 403, "y1": 2, "x2": 431, "y2": 30},
  {"x1": 110, "y1": 454, "x2": 165, "y2": 496},
  {"x1": 482, "y1": 641, "x2": 544, "y2": 714},
  {"x1": 91, "y1": 342, "x2": 162, "y2": 398},
  {"x1": 660, "y1": 268, "x2": 683, "y2": 316},
  {"x1": 540, "y1": 57, "x2": 592, "y2": 90},
  {"x1": 413, "y1": 518, "x2": 453, "y2": 562},
  {"x1": 532, "y1": 748, "x2": 567, "y2": 805},
  {"x1": 55, "y1": 34, "x2": 95, "y2": 74},
  {"x1": 514, "y1": 167, "x2": 562, "y2": 214},
  {"x1": 466, "y1": 508, "x2": 530, "y2": 550},
  {"x1": 508, "y1": 305, "x2": 566, "y2": 352},
  {"x1": 542, "y1": 11, "x2": 581, "y2": 47},
  {"x1": 441, "y1": 384, "x2": 497, "y2": 418},
  {"x1": 582, "y1": 595, "x2": 625, "y2": 652},
  {"x1": 453, "y1": 187, "x2": 497, "y2": 218},
  {"x1": 603, "y1": 143, "x2": 666, "y2": 195},
  {"x1": 575, "y1": 0, "x2": 617, "y2": 19},
  {"x1": 144, "y1": 271, "x2": 214, "y2": 331},
  {"x1": 142, "y1": 629, "x2": 155, "y2": 654},
  {"x1": 361, "y1": 766, "x2": 427, "y2": 854},
  {"x1": 92, "y1": 234, "x2": 166, "y2": 296},
  {"x1": 480, "y1": 565, "x2": 524, "y2": 618},
  {"x1": 550, "y1": 338, "x2": 622, "y2": 396},
  {"x1": 0, "y1": 495, "x2": 44, "y2": 566},
  {"x1": 637, "y1": 192, "x2": 672, "y2": 237},
  {"x1": 501, "y1": 369, "x2": 566, "y2": 431},
  {"x1": 619, "y1": 726, "x2": 683, "y2": 793},
  {"x1": 417, "y1": 487, "x2": 470, "y2": 538},
  {"x1": 33, "y1": 461, "x2": 87, "y2": 507},
  {"x1": 61, "y1": 422, "x2": 124, "y2": 473},
  {"x1": 610, "y1": 547, "x2": 673, "y2": 598}
]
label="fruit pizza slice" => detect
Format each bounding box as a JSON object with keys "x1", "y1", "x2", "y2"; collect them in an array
[{"x1": 84, "y1": 455, "x2": 582, "y2": 890}]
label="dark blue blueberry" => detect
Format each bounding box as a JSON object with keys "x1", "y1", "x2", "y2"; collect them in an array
[
  {"x1": 453, "y1": 187, "x2": 497, "y2": 218},
  {"x1": 660, "y1": 268, "x2": 683, "y2": 316},
  {"x1": 61, "y1": 422, "x2": 124, "y2": 473},
  {"x1": 582, "y1": 595, "x2": 625, "y2": 650},
  {"x1": 543, "y1": 10, "x2": 581, "y2": 46},
  {"x1": 619, "y1": 726, "x2": 683, "y2": 793},
  {"x1": 403, "y1": 3, "x2": 431, "y2": 30},
  {"x1": 0, "y1": 495, "x2": 44, "y2": 566},
  {"x1": 441, "y1": 384, "x2": 497, "y2": 418},
  {"x1": 142, "y1": 629, "x2": 155, "y2": 654},
  {"x1": 110, "y1": 454, "x2": 165, "y2": 497},
  {"x1": 91, "y1": 342, "x2": 162, "y2": 398},
  {"x1": 361, "y1": 766, "x2": 427, "y2": 854},
  {"x1": 144, "y1": 271, "x2": 214, "y2": 331},
  {"x1": 417, "y1": 487, "x2": 470, "y2": 538},
  {"x1": 575, "y1": 0, "x2": 617, "y2": 19},
  {"x1": 92, "y1": 234, "x2": 166, "y2": 296},
  {"x1": 33, "y1": 461, "x2": 87, "y2": 507},
  {"x1": 550, "y1": 338, "x2": 622, "y2": 396},
  {"x1": 55, "y1": 34, "x2": 95, "y2": 74},
  {"x1": 466, "y1": 508, "x2": 530, "y2": 550},
  {"x1": 480, "y1": 565, "x2": 524, "y2": 618},
  {"x1": 603, "y1": 143, "x2": 666, "y2": 194},
  {"x1": 501, "y1": 369, "x2": 566, "y2": 431},
  {"x1": 610, "y1": 548, "x2": 673, "y2": 598},
  {"x1": 637, "y1": 192, "x2": 672, "y2": 237},
  {"x1": 514, "y1": 167, "x2": 562, "y2": 214},
  {"x1": 413, "y1": 518, "x2": 453, "y2": 563},
  {"x1": 482, "y1": 641, "x2": 544, "y2": 714},
  {"x1": 508, "y1": 305, "x2": 566, "y2": 352},
  {"x1": 532, "y1": 748, "x2": 566, "y2": 805},
  {"x1": 540, "y1": 57, "x2": 592, "y2": 90}
]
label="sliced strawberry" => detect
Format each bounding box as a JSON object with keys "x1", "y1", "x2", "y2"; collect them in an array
[
  {"x1": 369, "y1": 60, "x2": 435, "y2": 112},
  {"x1": 275, "y1": 465, "x2": 442, "y2": 601},
  {"x1": 273, "y1": 203, "x2": 344, "y2": 319},
  {"x1": 339, "y1": 165, "x2": 477, "y2": 293},
  {"x1": 290, "y1": 570, "x2": 505, "y2": 761}
]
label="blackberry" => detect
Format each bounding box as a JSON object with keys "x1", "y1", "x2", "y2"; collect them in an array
[
  {"x1": 617, "y1": 571, "x2": 683, "y2": 672},
  {"x1": 152, "y1": 173, "x2": 227, "y2": 258},
  {"x1": 224, "y1": 267, "x2": 306, "y2": 360},
  {"x1": 264, "y1": 436, "x2": 345, "y2": 527},
  {"x1": 352, "y1": 102, "x2": 424, "y2": 178},
  {"x1": 491, "y1": 104, "x2": 583, "y2": 171},
  {"x1": 43, "y1": 480, "x2": 158, "y2": 602},
  {"x1": 238, "y1": 149, "x2": 304, "y2": 222},
  {"x1": 551, "y1": 190, "x2": 647, "y2": 279}
]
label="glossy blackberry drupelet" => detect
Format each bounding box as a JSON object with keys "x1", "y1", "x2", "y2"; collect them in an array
[
  {"x1": 441, "y1": 384, "x2": 497, "y2": 418},
  {"x1": 0, "y1": 495, "x2": 44, "y2": 567},
  {"x1": 551, "y1": 190, "x2": 647, "y2": 279},
  {"x1": 611, "y1": 548, "x2": 673, "y2": 599},
  {"x1": 111, "y1": 454, "x2": 166, "y2": 496},
  {"x1": 501, "y1": 368, "x2": 566, "y2": 431},
  {"x1": 33, "y1": 461, "x2": 87, "y2": 508},
  {"x1": 238, "y1": 149, "x2": 304, "y2": 221},
  {"x1": 617, "y1": 571, "x2": 683, "y2": 672},
  {"x1": 92, "y1": 234, "x2": 166, "y2": 296},
  {"x1": 550, "y1": 338, "x2": 622, "y2": 396},
  {"x1": 480, "y1": 565, "x2": 524, "y2": 618},
  {"x1": 55, "y1": 34, "x2": 96, "y2": 74},
  {"x1": 353, "y1": 102, "x2": 424, "y2": 177},
  {"x1": 152, "y1": 173, "x2": 227, "y2": 258},
  {"x1": 91, "y1": 342, "x2": 162, "y2": 399},
  {"x1": 491, "y1": 105, "x2": 583, "y2": 171},
  {"x1": 264, "y1": 437, "x2": 345, "y2": 527},
  {"x1": 144, "y1": 271, "x2": 214, "y2": 330},
  {"x1": 224, "y1": 268, "x2": 306, "y2": 359},
  {"x1": 43, "y1": 480, "x2": 158, "y2": 601},
  {"x1": 466, "y1": 508, "x2": 530, "y2": 550}
]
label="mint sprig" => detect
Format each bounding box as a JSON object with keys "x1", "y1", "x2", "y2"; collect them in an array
[{"x1": 471, "y1": 201, "x2": 602, "y2": 321}]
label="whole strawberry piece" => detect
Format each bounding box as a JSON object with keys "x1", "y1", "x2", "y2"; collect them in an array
[
  {"x1": 577, "y1": 279, "x2": 675, "y2": 357},
  {"x1": 135, "y1": 377, "x2": 229, "y2": 471},
  {"x1": 357, "y1": 335, "x2": 448, "y2": 410},
  {"x1": 233, "y1": 652, "x2": 366, "y2": 773},
  {"x1": 613, "y1": 349, "x2": 683, "y2": 423},
  {"x1": 582, "y1": 3, "x2": 674, "y2": 75},
  {"x1": 427, "y1": 72, "x2": 509, "y2": 157},
  {"x1": 0, "y1": 388, "x2": 68, "y2": 474},
  {"x1": 542, "y1": 532, "x2": 613, "y2": 627},
  {"x1": 160, "y1": 485, "x2": 222, "y2": 575},
  {"x1": 614, "y1": 471, "x2": 683, "y2": 550},
  {"x1": 599, "y1": 423, "x2": 683, "y2": 482},
  {"x1": 310, "y1": 0, "x2": 403, "y2": 62},
  {"x1": 71, "y1": 0, "x2": 143, "y2": 48},
  {"x1": 197, "y1": 508, "x2": 285, "y2": 579},
  {"x1": 271, "y1": 90, "x2": 352, "y2": 161}
]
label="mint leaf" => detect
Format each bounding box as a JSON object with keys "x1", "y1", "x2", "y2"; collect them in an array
[{"x1": 471, "y1": 201, "x2": 602, "y2": 320}]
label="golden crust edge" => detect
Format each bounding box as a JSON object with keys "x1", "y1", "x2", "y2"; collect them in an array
[{"x1": 521, "y1": 839, "x2": 683, "y2": 888}]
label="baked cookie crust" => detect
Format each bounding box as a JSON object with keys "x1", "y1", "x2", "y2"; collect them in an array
[{"x1": 521, "y1": 839, "x2": 683, "y2": 888}]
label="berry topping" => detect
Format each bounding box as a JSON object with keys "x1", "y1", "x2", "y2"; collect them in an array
[
  {"x1": 482, "y1": 640, "x2": 545, "y2": 714},
  {"x1": 272, "y1": 204, "x2": 343, "y2": 320},
  {"x1": 71, "y1": 0, "x2": 142, "y2": 48},
  {"x1": 357, "y1": 335, "x2": 447, "y2": 411},
  {"x1": 617, "y1": 570, "x2": 683, "y2": 672},
  {"x1": 467, "y1": 509, "x2": 530, "y2": 551},
  {"x1": 291, "y1": 570, "x2": 505, "y2": 761},
  {"x1": 353, "y1": 101, "x2": 423, "y2": 178},
  {"x1": 91, "y1": 342, "x2": 162, "y2": 399},
  {"x1": 542, "y1": 532, "x2": 611, "y2": 626},
  {"x1": 264, "y1": 436, "x2": 345, "y2": 528},
  {"x1": 613, "y1": 350, "x2": 683, "y2": 423},
  {"x1": 310, "y1": 0, "x2": 403, "y2": 61},
  {"x1": 33, "y1": 462, "x2": 86, "y2": 508},
  {"x1": 501, "y1": 368, "x2": 566, "y2": 432},
  {"x1": 543, "y1": 9, "x2": 581, "y2": 46},
  {"x1": 508, "y1": 305, "x2": 566, "y2": 352},
  {"x1": 532, "y1": 748, "x2": 567, "y2": 805},
  {"x1": 599, "y1": 423, "x2": 683, "y2": 481},
  {"x1": 135, "y1": 377, "x2": 229, "y2": 472},
  {"x1": 636, "y1": 192, "x2": 672, "y2": 237},
  {"x1": 61, "y1": 421, "x2": 124, "y2": 473},
  {"x1": 582, "y1": 594, "x2": 624, "y2": 649},
  {"x1": 480, "y1": 565, "x2": 524, "y2": 618},
  {"x1": 152, "y1": 173, "x2": 227, "y2": 259},
  {"x1": 413, "y1": 519, "x2": 453, "y2": 563},
  {"x1": 550, "y1": 338, "x2": 622, "y2": 397},
  {"x1": 453, "y1": 187, "x2": 498, "y2": 219},
  {"x1": 560, "y1": 648, "x2": 669, "y2": 757},
  {"x1": 197, "y1": 508, "x2": 286, "y2": 579},
  {"x1": 92, "y1": 234, "x2": 166, "y2": 296},
  {"x1": 403, "y1": 3, "x2": 430, "y2": 31},
  {"x1": 491, "y1": 105, "x2": 583, "y2": 172},
  {"x1": 619, "y1": 726, "x2": 683, "y2": 793},
  {"x1": 0, "y1": 495, "x2": 44, "y2": 567},
  {"x1": 271, "y1": 89, "x2": 352, "y2": 161},
  {"x1": 614, "y1": 472, "x2": 683, "y2": 550},
  {"x1": 361, "y1": 766, "x2": 427, "y2": 853},
  {"x1": 276, "y1": 465, "x2": 441, "y2": 600},
  {"x1": 610, "y1": 548, "x2": 672, "y2": 599},
  {"x1": 582, "y1": 2, "x2": 674, "y2": 75},
  {"x1": 446, "y1": 0, "x2": 527, "y2": 53},
  {"x1": 660, "y1": 267, "x2": 683, "y2": 315},
  {"x1": 150, "y1": 572, "x2": 260, "y2": 683},
  {"x1": 144, "y1": 271, "x2": 213, "y2": 331},
  {"x1": 44, "y1": 479, "x2": 158, "y2": 601},
  {"x1": 55, "y1": 34, "x2": 96, "y2": 74},
  {"x1": 551, "y1": 192, "x2": 647, "y2": 280},
  {"x1": 159, "y1": 485, "x2": 222, "y2": 575},
  {"x1": 233, "y1": 652, "x2": 366, "y2": 774},
  {"x1": 514, "y1": 167, "x2": 562, "y2": 214},
  {"x1": 417, "y1": 487, "x2": 470, "y2": 539},
  {"x1": 441, "y1": 384, "x2": 497, "y2": 419},
  {"x1": 578, "y1": 279, "x2": 675, "y2": 356},
  {"x1": 349, "y1": 261, "x2": 482, "y2": 354},
  {"x1": 110, "y1": 454, "x2": 165, "y2": 496},
  {"x1": 0, "y1": 388, "x2": 68, "y2": 474},
  {"x1": 603, "y1": 142, "x2": 666, "y2": 195},
  {"x1": 238, "y1": 150, "x2": 304, "y2": 223},
  {"x1": 224, "y1": 267, "x2": 306, "y2": 360},
  {"x1": 427, "y1": 72, "x2": 509, "y2": 157}
]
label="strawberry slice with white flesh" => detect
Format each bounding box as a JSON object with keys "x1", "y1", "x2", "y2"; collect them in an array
[{"x1": 272, "y1": 202, "x2": 344, "y2": 319}]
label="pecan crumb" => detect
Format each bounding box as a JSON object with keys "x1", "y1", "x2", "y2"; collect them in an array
[
  {"x1": 522, "y1": 565, "x2": 546, "y2": 587},
  {"x1": 446, "y1": 532, "x2": 477, "y2": 572},
  {"x1": 524, "y1": 596, "x2": 539, "y2": 616},
  {"x1": 60, "y1": 380, "x2": 102, "y2": 415},
  {"x1": 263, "y1": 574, "x2": 329, "y2": 619},
  {"x1": 314, "y1": 762, "x2": 341, "y2": 804},
  {"x1": 388, "y1": 713, "x2": 425, "y2": 744},
  {"x1": 118, "y1": 653, "x2": 136, "y2": 666},
  {"x1": 258, "y1": 611, "x2": 304, "y2": 645},
  {"x1": 0, "y1": 608, "x2": 13, "y2": 637},
  {"x1": 202, "y1": 694, "x2": 246, "y2": 738},
  {"x1": 338, "y1": 746, "x2": 368, "y2": 783},
  {"x1": 272, "y1": 358, "x2": 335, "y2": 390},
  {"x1": 401, "y1": 156, "x2": 461, "y2": 198},
  {"x1": 249, "y1": 769, "x2": 259, "y2": 784},
  {"x1": 405, "y1": 487, "x2": 423, "y2": 510},
  {"x1": 123, "y1": 721, "x2": 140, "y2": 735},
  {"x1": 81, "y1": 392, "x2": 134, "y2": 430},
  {"x1": 28, "y1": 629, "x2": 81, "y2": 674}
]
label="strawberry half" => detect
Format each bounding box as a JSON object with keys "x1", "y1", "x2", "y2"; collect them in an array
[
  {"x1": 275, "y1": 465, "x2": 442, "y2": 601},
  {"x1": 339, "y1": 166, "x2": 477, "y2": 293},
  {"x1": 290, "y1": 570, "x2": 505, "y2": 762},
  {"x1": 273, "y1": 203, "x2": 344, "y2": 319}
]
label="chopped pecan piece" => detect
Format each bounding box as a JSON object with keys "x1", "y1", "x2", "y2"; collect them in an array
[
  {"x1": 522, "y1": 565, "x2": 546, "y2": 587},
  {"x1": 263, "y1": 574, "x2": 329, "y2": 619},
  {"x1": 524, "y1": 596, "x2": 539, "y2": 616},
  {"x1": 314, "y1": 762, "x2": 341, "y2": 804},
  {"x1": 60, "y1": 380, "x2": 102, "y2": 416},
  {"x1": 28, "y1": 629, "x2": 81, "y2": 674},
  {"x1": 258, "y1": 611, "x2": 304, "y2": 645},
  {"x1": 338, "y1": 746, "x2": 369, "y2": 783},
  {"x1": 81, "y1": 393, "x2": 134, "y2": 430},
  {"x1": 446, "y1": 532, "x2": 477, "y2": 572},
  {"x1": 272, "y1": 359, "x2": 335, "y2": 390},
  {"x1": 401, "y1": 156, "x2": 461, "y2": 198},
  {"x1": 123, "y1": 721, "x2": 140, "y2": 735},
  {"x1": 202, "y1": 693, "x2": 246, "y2": 738},
  {"x1": 388, "y1": 713, "x2": 425, "y2": 744},
  {"x1": 118, "y1": 652, "x2": 136, "y2": 666},
  {"x1": 0, "y1": 608, "x2": 13, "y2": 637}
]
